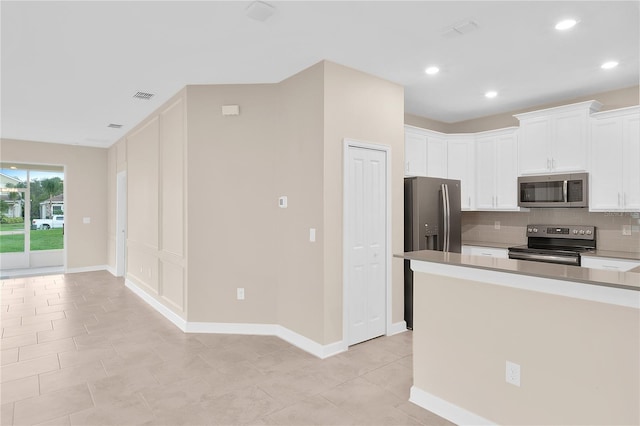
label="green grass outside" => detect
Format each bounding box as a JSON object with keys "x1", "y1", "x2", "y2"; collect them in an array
[
  {"x1": 0, "y1": 229, "x2": 64, "y2": 253},
  {"x1": 0, "y1": 223, "x2": 26, "y2": 232}
]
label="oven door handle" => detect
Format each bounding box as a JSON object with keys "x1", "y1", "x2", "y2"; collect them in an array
[
  {"x1": 563, "y1": 180, "x2": 568, "y2": 203},
  {"x1": 508, "y1": 252, "x2": 580, "y2": 266}
]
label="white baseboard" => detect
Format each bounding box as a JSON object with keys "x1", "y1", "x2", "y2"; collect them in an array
[
  {"x1": 124, "y1": 279, "x2": 345, "y2": 359},
  {"x1": 388, "y1": 321, "x2": 408, "y2": 336},
  {"x1": 105, "y1": 265, "x2": 117, "y2": 277},
  {"x1": 185, "y1": 322, "x2": 277, "y2": 335},
  {"x1": 125, "y1": 279, "x2": 187, "y2": 331},
  {"x1": 276, "y1": 326, "x2": 345, "y2": 359},
  {"x1": 66, "y1": 264, "x2": 109, "y2": 274},
  {"x1": 409, "y1": 386, "x2": 495, "y2": 426}
]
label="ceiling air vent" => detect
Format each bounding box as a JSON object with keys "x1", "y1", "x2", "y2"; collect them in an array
[
  {"x1": 133, "y1": 91, "x2": 155, "y2": 100},
  {"x1": 441, "y1": 20, "x2": 479, "y2": 39},
  {"x1": 107, "y1": 123, "x2": 123, "y2": 129}
]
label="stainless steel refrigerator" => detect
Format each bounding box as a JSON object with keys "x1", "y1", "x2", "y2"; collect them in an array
[{"x1": 404, "y1": 177, "x2": 462, "y2": 329}]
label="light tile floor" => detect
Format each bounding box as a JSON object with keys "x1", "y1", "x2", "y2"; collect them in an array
[{"x1": 1, "y1": 271, "x2": 454, "y2": 426}]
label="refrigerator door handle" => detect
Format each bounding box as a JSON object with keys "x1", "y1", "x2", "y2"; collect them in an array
[{"x1": 441, "y1": 183, "x2": 450, "y2": 252}]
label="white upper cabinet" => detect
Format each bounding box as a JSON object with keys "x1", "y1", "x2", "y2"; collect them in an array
[
  {"x1": 590, "y1": 106, "x2": 640, "y2": 212},
  {"x1": 515, "y1": 101, "x2": 602, "y2": 175},
  {"x1": 405, "y1": 129, "x2": 427, "y2": 177},
  {"x1": 426, "y1": 134, "x2": 448, "y2": 178},
  {"x1": 475, "y1": 128, "x2": 520, "y2": 211},
  {"x1": 447, "y1": 136, "x2": 475, "y2": 210},
  {"x1": 405, "y1": 126, "x2": 447, "y2": 178}
]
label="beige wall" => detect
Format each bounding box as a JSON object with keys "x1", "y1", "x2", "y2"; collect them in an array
[
  {"x1": 462, "y1": 210, "x2": 640, "y2": 253},
  {"x1": 276, "y1": 62, "x2": 326, "y2": 342},
  {"x1": 186, "y1": 83, "x2": 280, "y2": 324},
  {"x1": 404, "y1": 113, "x2": 451, "y2": 133},
  {"x1": 0, "y1": 139, "x2": 108, "y2": 269},
  {"x1": 323, "y1": 61, "x2": 405, "y2": 342},
  {"x1": 105, "y1": 60, "x2": 405, "y2": 347},
  {"x1": 413, "y1": 271, "x2": 639, "y2": 425},
  {"x1": 448, "y1": 85, "x2": 639, "y2": 133}
]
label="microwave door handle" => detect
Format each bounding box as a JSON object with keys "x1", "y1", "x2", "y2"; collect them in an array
[{"x1": 563, "y1": 180, "x2": 568, "y2": 203}]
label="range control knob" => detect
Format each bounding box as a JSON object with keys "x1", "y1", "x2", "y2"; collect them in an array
[
  {"x1": 586, "y1": 229, "x2": 592, "y2": 235},
  {"x1": 573, "y1": 229, "x2": 579, "y2": 235},
  {"x1": 532, "y1": 228, "x2": 538, "y2": 233},
  {"x1": 527, "y1": 227, "x2": 533, "y2": 233},
  {"x1": 579, "y1": 230, "x2": 586, "y2": 235}
]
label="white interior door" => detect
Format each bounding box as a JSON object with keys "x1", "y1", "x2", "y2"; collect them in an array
[{"x1": 346, "y1": 145, "x2": 387, "y2": 346}]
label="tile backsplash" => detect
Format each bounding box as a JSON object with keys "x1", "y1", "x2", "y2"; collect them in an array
[{"x1": 462, "y1": 209, "x2": 640, "y2": 253}]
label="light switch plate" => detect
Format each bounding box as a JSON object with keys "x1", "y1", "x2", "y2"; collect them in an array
[{"x1": 83, "y1": 217, "x2": 91, "y2": 224}]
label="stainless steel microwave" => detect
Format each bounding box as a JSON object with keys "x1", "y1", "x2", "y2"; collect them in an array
[{"x1": 518, "y1": 173, "x2": 588, "y2": 208}]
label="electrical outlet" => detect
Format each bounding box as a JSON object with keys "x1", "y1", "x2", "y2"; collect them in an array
[
  {"x1": 506, "y1": 361, "x2": 521, "y2": 387},
  {"x1": 237, "y1": 288, "x2": 245, "y2": 300},
  {"x1": 494, "y1": 221, "x2": 501, "y2": 230},
  {"x1": 623, "y1": 225, "x2": 632, "y2": 236}
]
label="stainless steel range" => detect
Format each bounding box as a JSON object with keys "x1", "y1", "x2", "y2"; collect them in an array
[{"x1": 508, "y1": 225, "x2": 596, "y2": 266}]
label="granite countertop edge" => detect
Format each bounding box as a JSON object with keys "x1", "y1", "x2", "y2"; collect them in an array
[{"x1": 398, "y1": 250, "x2": 640, "y2": 291}]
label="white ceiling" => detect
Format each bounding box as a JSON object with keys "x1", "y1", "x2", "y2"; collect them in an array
[{"x1": 2, "y1": 1, "x2": 638, "y2": 148}]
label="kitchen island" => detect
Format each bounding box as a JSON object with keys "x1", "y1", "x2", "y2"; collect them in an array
[{"x1": 402, "y1": 250, "x2": 639, "y2": 425}]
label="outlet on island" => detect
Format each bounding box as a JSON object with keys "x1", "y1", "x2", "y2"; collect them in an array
[{"x1": 237, "y1": 288, "x2": 245, "y2": 300}]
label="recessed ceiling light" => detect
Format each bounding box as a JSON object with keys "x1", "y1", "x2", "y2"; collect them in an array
[
  {"x1": 601, "y1": 61, "x2": 619, "y2": 70},
  {"x1": 10, "y1": 166, "x2": 17, "y2": 170},
  {"x1": 485, "y1": 91, "x2": 498, "y2": 99},
  {"x1": 425, "y1": 66, "x2": 440, "y2": 75},
  {"x1": 555, "y1": 19, "x2": 578, "y2": 30}
]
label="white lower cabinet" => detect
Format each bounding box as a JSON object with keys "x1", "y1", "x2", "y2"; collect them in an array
[
  {"x1": 462, "y1": 245, "x2": 508, "y2": 259},
  {"x1": 581, "y1": 256, "x2": 640, "y2": 272}
]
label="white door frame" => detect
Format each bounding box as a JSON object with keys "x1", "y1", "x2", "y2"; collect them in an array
[
  {"x1": 116, "y1": 170, "x2": 127, "y2": 277},
  {"x1": 342, "y1": 139, "x2": 392, "y2": 350}
]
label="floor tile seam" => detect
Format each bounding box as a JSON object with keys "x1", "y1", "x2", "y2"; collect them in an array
[
  {"x1": 2, "y1": 321, "x2": 55, "y2": 340},
  {"x1": 315, "y1": 391, "x2": 366, "y2": 422}
]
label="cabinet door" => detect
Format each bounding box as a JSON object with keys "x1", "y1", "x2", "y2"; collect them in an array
[
  {"x1": 448, "y1": 139, "x2": 475, "y2": 210},
  {"x1": 426, "y1": 135, "x2": 447, "y2": 178},
  {"x1": 405, "y1": 132, "x2": 427, "y2": 176},
  {"x1": 518, "y1": 117, "x2": 551, "y2": 175},
  {"x1": 590, "y1": 118, "x2": 622, "y2": 211},
  {"x1": 494, "y1": 133, "x2": 519, "y2": 210},
  {"x1": 622, "y1": 113, "x2": 640, "y2": 210},
  {"x1": 553, "y1": 111, "x2": 588, "y2": 172},
  {"x1": 475, "y1": 137, "x2": 496, "y2": 209}
]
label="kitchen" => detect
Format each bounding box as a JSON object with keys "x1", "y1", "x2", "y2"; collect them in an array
[
  {"x1": 402, "y1": 96, "x2": 639, "y2": 425},
  {"x1": 1, "y1": 1, "x2": 639, "y2": 425}
]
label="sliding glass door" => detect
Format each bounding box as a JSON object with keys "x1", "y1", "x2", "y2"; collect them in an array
[{"x1": 0, "y1": 164, "x2": 65, "y2": 272}]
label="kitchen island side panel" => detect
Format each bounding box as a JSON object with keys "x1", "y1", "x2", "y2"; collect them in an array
[{"x1": 413, "y1": 271, "x2": 639, "y2": 426}]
